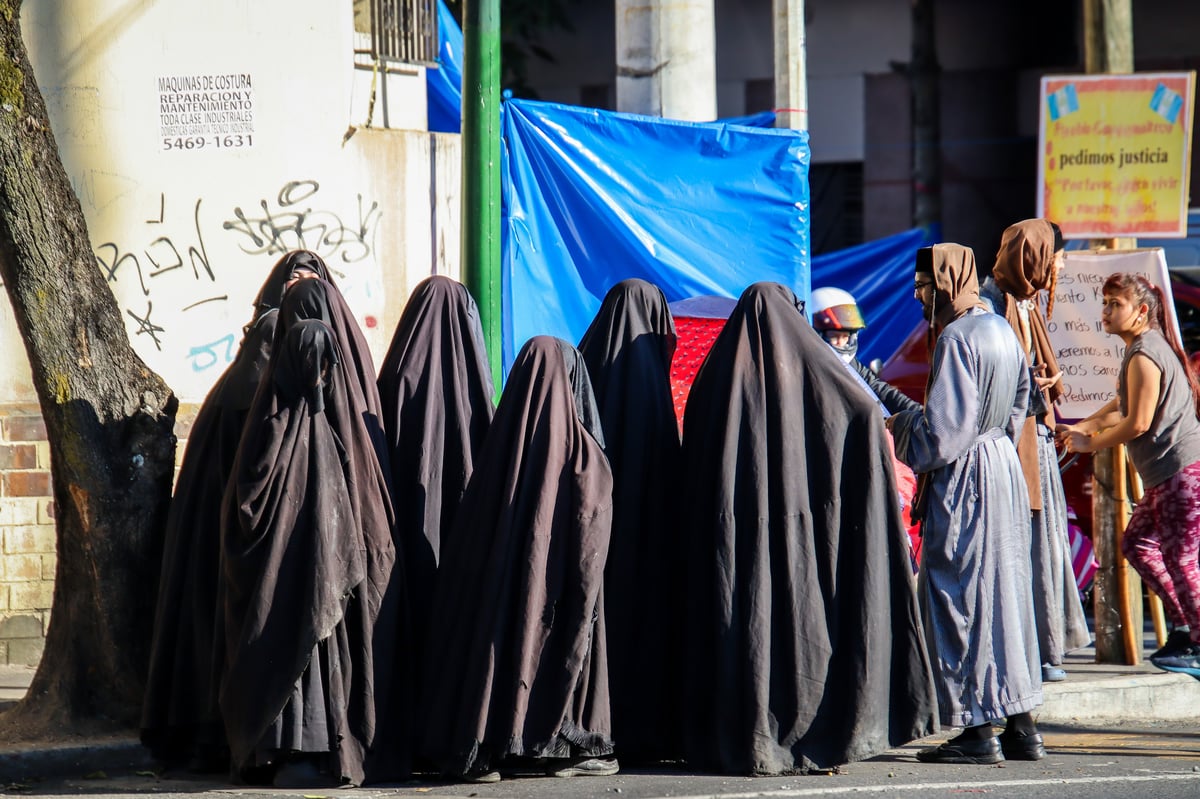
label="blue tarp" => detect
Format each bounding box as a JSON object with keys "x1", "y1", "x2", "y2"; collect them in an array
[
  {"x1": 426, "y1": 0, "x2": 463, "y2": 133},
  {"x1": 430, "y1": 12, "x2": 923, "y2": 371},
  {"x1": 810, "y1": 225, "x2": 940, "y2": 365},
  {"x1": 501, "y1": 99, "x2": 811, "y2": 372}
]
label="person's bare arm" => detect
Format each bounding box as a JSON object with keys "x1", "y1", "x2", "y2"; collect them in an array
[{"x1": 1065, "y1": 355, "x2": 1160, "y2": 453}]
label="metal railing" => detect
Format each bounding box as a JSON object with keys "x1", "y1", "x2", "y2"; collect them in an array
[{"x1": 371, "y1": 0, "x2": 439, "y2": 66}]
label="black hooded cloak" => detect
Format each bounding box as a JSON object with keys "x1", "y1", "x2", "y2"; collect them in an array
[
  {"x1": 680, "y1": 282, "x2": 937, "y2": 775},
  {"x1": 420, "y1": 336, "x2": 614, "y2": 778},
  {"x1": 219, "y1": 320, "x2": 374, "y2": 784},
  {"x1": 141, "y1": 251, "x2": 332, "y2": 765},
  {"x1": 252, "y1": 249, "x2": 333, "y2": 319},
  {"x1": 376, "y1": 276, "x2": 494, "y2": 653},
  {"x1": 277, "y1": 277, "x2": 388, "y2": 444},
  {"x1": 577, "y1": 278, "x2": 683, "y2": 761},
  {"x1": 272, "y1": 277, "x2": 410, "y2": 780}
]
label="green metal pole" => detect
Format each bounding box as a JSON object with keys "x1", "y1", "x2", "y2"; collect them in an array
[{"x1": 461, "y1": 0, "x2": 503, "y2": 393}]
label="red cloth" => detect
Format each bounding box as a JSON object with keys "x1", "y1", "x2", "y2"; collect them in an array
[{"x1": 670, "y1": 317, "x2": 727, "y2": 429}]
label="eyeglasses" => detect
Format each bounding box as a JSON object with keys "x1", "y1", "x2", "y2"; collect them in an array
[{"x1": 914, "y1": 280, "x2": 933, "y2": 292}]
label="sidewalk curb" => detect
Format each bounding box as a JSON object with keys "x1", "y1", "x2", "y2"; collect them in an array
[
  {"x1": 0, "y1": 738, "x2": 153, "y2": 783},
  {"x1": 1039, "y1": 671, "x2": 1200, "y2": 723}
]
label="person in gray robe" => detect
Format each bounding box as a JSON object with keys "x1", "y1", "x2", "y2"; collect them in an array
[
  {"x1": 980, "y1": 219, "x2": 1091, "y2": 682},
  {"x1": 889, "y1": 243, "x2": 1045, "y2": 764}
]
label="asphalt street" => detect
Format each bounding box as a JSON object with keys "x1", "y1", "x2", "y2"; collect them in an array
[{"x1": 5, "y1": 721, "x2": 1199, "y2": 799}]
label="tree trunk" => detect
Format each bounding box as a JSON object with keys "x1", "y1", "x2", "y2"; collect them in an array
[{"x1": 0, "y1": 1, "x2": 177, "y2": 736}]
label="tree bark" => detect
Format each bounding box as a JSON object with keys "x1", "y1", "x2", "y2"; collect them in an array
[{"x1": 0, "y1": 0, "x2": 177, "y2": 736}]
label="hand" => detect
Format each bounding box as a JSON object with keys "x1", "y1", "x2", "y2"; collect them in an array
[
  {"x1": 1034, "y1": 371, "x2": 1063, "y2": 391},
  {"x1": 1054, "y1": 422, "x2": 1078, "y2": 446},
  {"x1": 1065, "y1": 430, "x2": 1095, "y2": 453}
]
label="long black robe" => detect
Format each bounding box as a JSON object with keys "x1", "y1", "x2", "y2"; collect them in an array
[
  {"x1": 420, "y1": 336, "x2": 614, "y2": 777},
  {"x1": 140, "y1": 310, "x2": 277, "y2": 764},
  {"x1": 680, "y1": 282, "x2": 937, "y2": 775},
  {"x1": 220, "y1": 320, "x2": 373, "y2": 784},
  {"x1": 577, "y1": 278, "x2": 682, "y2": 761},
  {"x1": 141, "y1": 249, "x2": 339, "y2": 766},
  {"x1": 376, "y1": 276, "x2": 494, "y2": 655},
  {"x1": 276, "y1": 278, "x2": 389, "y2": 450}
]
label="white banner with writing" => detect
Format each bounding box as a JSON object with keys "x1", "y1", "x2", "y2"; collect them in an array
[{"x1": 1050, "y1": 247, "x2": 1180, "y2": 420}]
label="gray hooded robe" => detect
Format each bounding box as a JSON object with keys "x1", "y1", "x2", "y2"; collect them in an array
[{"x1": 891, "y1": 245, "x2": 1043, "y2": 728}]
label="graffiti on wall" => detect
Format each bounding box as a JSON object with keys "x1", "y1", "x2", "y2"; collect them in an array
[
  {"x1": 223, "y1": 180, "x2": 382, "y2": 265},
  {"x1": 96, "y1": 179, "x2": 381, "y2": 379}
]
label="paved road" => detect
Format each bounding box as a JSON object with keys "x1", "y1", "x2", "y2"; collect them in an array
[{"x1": 8, "y1": 722, "x2": 1199, "y2": 799}]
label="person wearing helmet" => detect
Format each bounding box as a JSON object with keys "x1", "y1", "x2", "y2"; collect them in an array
[
  {"x1": 811, "y1": 287, "x2": 923, "y2": 568},
  {"x1": 810, "y1": 286, "x2": 921, "y2": 416}
]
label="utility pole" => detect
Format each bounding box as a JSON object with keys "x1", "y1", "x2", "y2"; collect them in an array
[
  {"x1": 772, "y1": 0, "x2": 807, "y2": 132},
  {"x1": 461, "y1": 0, "x2": 503, "y2": 392},
  {"x1": 615, "y1": 0, "x2": 717, "y2": 121},
  {"x1": 1081, "y1": 0, "x2": 1141, "y2": 665},
  {"x1": 911, "y1": 0, "x2": 941, "y2": 230}
]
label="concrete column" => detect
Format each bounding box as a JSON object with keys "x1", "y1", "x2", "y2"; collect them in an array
[
  {"x1": 772, "y1": 0, "x2": 807, "y2": 131},
  {"x1": 615, "y1": 0, "x2": 716, "y2": 121}
]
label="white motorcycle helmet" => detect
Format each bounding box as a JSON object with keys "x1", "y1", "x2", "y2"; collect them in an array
[{"x1": 810, "y1": 286, "x2": 866, "y2": 363}]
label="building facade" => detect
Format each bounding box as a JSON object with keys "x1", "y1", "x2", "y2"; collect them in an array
[{"x1": 0, "y1": 0, "x2": 461, "y2": 663}]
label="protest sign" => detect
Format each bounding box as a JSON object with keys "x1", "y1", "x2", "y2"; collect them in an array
[
  {"x1": 1050, "y1": 247, "x2": 1180, "y2": 420},
  {"x1": 1038, "y1": 72, "x2": 1195, "y2": 238}
]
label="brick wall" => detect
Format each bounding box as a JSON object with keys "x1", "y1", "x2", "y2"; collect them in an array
[
  {"x1": 0, "y1": 402, "x2": 197, "y2": 667},
  {"x1": 0, "y1": 405, "x2": 54, "y2": 666}
]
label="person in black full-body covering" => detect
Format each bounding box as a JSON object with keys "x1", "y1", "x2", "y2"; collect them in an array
[
  {"x1": 421, "y1": 337, "x2": 616, "y2": 783},
  {"x1": 220, "y1": 319, "x2": 379, "y2": 787},
  {"x1": 141, "y1": 250, "x2": 332, "y2": 772},
  {"x1": 266, "y1": 277, "x2": 410, "y2": 783},
  {"x1": 376, "y1": 276, "x2": 494, "y2": 662},
  {"x1": 680, "y1": 282, "x2": 937, "y2": 776},
  {"x1": 577, "y1": 278, "x2": 682, "y2": 763}
]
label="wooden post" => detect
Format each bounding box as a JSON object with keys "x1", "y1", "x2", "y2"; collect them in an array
[
  {"x1": 1112, "y1": 445, "x2": 1142, "y2": 664},
  {"x1": 1081, "y1": 0, "x2": 1141, "y2": 664}
]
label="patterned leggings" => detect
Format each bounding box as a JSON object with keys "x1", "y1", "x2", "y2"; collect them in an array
[{"x1": 1121, "y1": 460, "x2": 1200, "y2": 644}]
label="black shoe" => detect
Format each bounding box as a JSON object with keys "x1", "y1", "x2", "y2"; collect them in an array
[
  {"x1": 272, "y1": 758, "x2": 340, "y2": 789},
  {"x1": 1150, "y1": 629, "x2": 1194, "y2": 662},
  {"x1": 916, "y1": 737, "x2": 1003, "y2": 765},
  {"x1": 999, "y1": 729, "x2": 1046, "y2": 761},
  {"x1": 1152, "y1": 644, "x2": 1200, "y2": 678}
]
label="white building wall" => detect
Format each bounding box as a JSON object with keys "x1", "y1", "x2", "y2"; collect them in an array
[{"x1": 4, "y1": 0, "x2": 459, "y2": 404}]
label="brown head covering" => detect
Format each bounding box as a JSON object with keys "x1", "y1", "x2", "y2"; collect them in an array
[
  {"x1": 992, "y1": 219, "x2": 1063, "y2": 406},
  {"x1": 923, "y1": 242, "x2": 986, "y2": 329}
]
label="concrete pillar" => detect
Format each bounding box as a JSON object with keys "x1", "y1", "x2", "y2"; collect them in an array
[
  {"x1": 615, "y1": 0, "x2": 716, "y2": 121},
  {"x1": 772, "y1": 0, "x2": 807, "y2": 131}
]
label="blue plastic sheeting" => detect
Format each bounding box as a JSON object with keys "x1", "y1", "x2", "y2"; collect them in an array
[
  {"x1": 810, "y1": 225, "x2": 940, "y2": 365},
  {"x1": 501, "y1": 99, "x2": 810, "y2": 372},
  {"x1": 427, "y1": 0, "x2": 463, "y2": 133}
]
